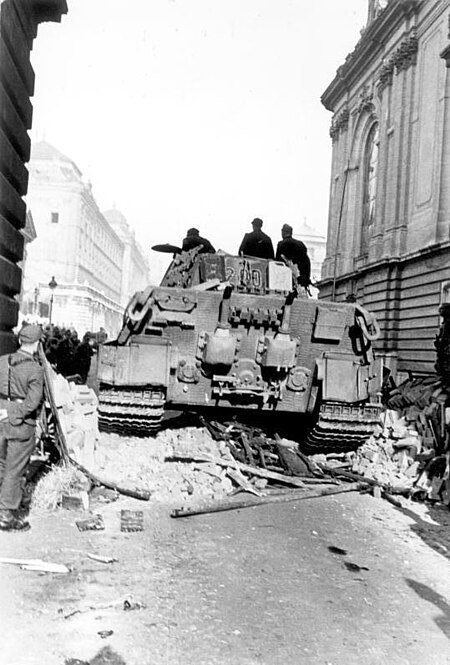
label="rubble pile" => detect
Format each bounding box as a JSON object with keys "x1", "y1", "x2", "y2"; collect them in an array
[
  {"x1": 92, "y1": 428, "x2": 234, "y2": 505},
  {"x1": 315, "y1": 377, "x2": 450, "y2": 507},
  {"x1": 46, "y1": 368, "x2": 99, "y2": 468},
  {"x1": 35, "y1": 357, "x2": 449, "y2": 513}
]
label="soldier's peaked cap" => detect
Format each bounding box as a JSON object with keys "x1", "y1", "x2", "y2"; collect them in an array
[
  {"x1": 282, "y1": 223, "x2": 293, "y2": 234},
  {"x1": 251, "y1": 218, "x2": 263, "y2": 228},
  {"x1": 19, "y1": 324, "x2": 43, "y2": 343}
]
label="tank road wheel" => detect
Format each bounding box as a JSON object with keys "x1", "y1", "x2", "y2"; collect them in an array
[
  {"x1": 302, "y1": 401, "x2": 382, "y2": 455},
  {"x1": 98, "y1": 385, "x2": 166, "y2": 437}
]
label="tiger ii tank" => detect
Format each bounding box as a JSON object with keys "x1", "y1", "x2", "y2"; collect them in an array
[{"x1": 96, "y1": 246, "x2": 382, "y2": 451}]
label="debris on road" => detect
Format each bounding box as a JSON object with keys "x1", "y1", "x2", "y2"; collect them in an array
[
  {"x1": 171, "y1": 482, "x2": 367, "y2": 518},
  {"x1": 87, "y1": 553, "x2": 118, "y2": 564},
  {"x1": 120, "y1": 510, "x2": 144, "y2": 532},
  {"x1": 76, "y1": 514, "x2": 105, "y2": 532},
  {"x1": 0, "y1": 557, "x2": 70, "y2": 574},
  {"x1": 60, "y1": 598, "x2": 146, "y2": 620}
]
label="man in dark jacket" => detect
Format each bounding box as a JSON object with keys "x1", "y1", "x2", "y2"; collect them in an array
[
  {"x1": 0, "y1": 324, "x2": 44, "y2": 531},
  {"x1": 276, "y1": 224, "x2": 311, "y2": 287},
  {"x1": 238, "y1": 218, "x2": 274, "y2": 259},
  {"x1": 182, "y1": 228, "x2": 215, "y2": 254}
]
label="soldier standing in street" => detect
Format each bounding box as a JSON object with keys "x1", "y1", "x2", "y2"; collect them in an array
[
  {"x1": 0, "y1": 324, "x2": 44, "y2": 531},
  {"x1": 276, "y1": 223, "x2": 311, "y2": 288},
  {"x1": 238, "y1": 218, "x2": 275, "y2": 259}
]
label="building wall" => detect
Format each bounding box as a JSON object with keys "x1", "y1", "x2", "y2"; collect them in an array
[
  {"x1": 0, "y1": 0, "x2": 67, "y2": 355},
  {"x1": 320, "y1": 0, "x2": 450, "y2": 375},
  {"x1": 23, "y1": 143, "x2": 150, "y2": 337}
]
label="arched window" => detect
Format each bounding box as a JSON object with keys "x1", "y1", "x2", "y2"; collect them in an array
[{"x1": 361, "y1": 123, "x2": 379, "y2": 255}]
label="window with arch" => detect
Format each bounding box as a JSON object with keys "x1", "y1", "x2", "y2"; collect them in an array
[{"x1": 360, "y1": 122, "x2": 379, "y2": 255}]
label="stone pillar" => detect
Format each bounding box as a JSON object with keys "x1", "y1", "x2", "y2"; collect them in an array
[{"x1": 438, "y1": 44, "x2": 450, "y2": 243}]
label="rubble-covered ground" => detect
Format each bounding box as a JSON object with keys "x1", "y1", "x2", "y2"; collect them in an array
[{"x1": 2, "y1": 472, "x2": 450, "y2": 665}]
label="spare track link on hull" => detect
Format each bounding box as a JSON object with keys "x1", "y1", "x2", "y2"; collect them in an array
[
  {"x1": 303, "y1": 401, "x2": 382, "y2": 454},
  {"x1": 98, "y1": 386, "x2": 165, "y2": 436}
]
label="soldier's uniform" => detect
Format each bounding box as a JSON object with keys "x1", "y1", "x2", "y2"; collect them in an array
[
  {"x1": 276, "y1": 224, "x2": 311, "y2": 287},
  {"x1": 182, "y1": 228, "x2": 215, "y2": 254},
  {"x1": 238, "y1": 218, "x2": 274, "y2": 260},
  {"x1": 0, "y1": 324, "x2": 44, "y2": 530}
]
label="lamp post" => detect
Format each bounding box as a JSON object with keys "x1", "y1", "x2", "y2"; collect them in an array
[{"x1": 48, "y1": 276, "x2": 57, "y2": 324}]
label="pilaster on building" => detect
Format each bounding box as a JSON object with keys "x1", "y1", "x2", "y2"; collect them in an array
[
  {"x1": 320, "y1": 0, "x2": 450, "y2": 375},
  {"x1": 22, "y1": 141, "x2": 150, "y2": 337}
]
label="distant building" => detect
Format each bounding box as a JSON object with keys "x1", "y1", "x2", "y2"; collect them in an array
[
  {"x1": 319, "y1": 0, "x2": 450, "y2": 376},
  {"x1": 23, "y1": 141, "x2": 150, "y2": 336},
  {"x1": 103, "y1": 208, "x2": 150, "y2": 307},
  {"x1": 293, "y1": 221, "x2": 326, "y2": 285}
]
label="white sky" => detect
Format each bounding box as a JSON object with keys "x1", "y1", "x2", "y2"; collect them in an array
[{"x1": 30, "y1": 0, "x2": 367, "y2": 276}]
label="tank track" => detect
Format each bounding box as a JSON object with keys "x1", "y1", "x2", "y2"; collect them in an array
[
  {"x1": 302, "y1": 401, "x2": 382, "y2": 454},
  {"x1": 98, "y1": 385, "x2": 165, "y2": 436}
]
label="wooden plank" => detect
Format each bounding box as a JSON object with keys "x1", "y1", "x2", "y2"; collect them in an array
[
  {"x1": 0, "y1": 128, "x2": 28, "y2": 195},
  {"x1": 0, "y1": 172, "x2": 25, "y2": 228},
  {"x1": 0, "y1": 81, "x2": 30, "y2": 161},
  {"x1": 0, "y1": 39, "x2": 33, "y2": 127},
  {"x1": 169, "y1": 454, "x2": 308, "y2": 488},
  {"x1": 171, "y1": 483, "x2": 366, "y2": 518},
  {"x1": 0, "y1": 1, "x2": 35, "y2": 92},
  {"x1": 0, "y1": 214, "x2": 24, "y2": 261},
  {"x1": 0, "y1": 293, "x2": 19, "y2": 328},
  {"x1": 0, "y1": 255, "x2": 22, "y2": 295}
]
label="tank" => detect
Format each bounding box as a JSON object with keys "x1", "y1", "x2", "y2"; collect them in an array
[{"x1": 96, "y1": 247, "x2": 383, "y2": 452}]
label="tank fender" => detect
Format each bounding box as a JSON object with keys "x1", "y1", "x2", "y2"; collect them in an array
[
  {"x1": 98, "y1": 338, "x2": 171, "y2": 387},
  {"x1": 317, "y1": 351, "x2": 381, "y2": 403}
]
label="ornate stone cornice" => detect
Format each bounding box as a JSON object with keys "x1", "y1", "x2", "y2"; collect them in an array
[
  {"x1": 376, "y1": 31, "x2": 418, "y2": 93},
  {"x1": 322, "y1": 0, "x2": 420, "y2": 112},
  {"x1": 392, "y1": 33, "x2": 418, "y2": 71},
  {"x1": 352, "y1": 85, "x2": 374, "y2": 116},
  {"x1": 329, "y1": 108, "x2": 349, "y2": 141}
]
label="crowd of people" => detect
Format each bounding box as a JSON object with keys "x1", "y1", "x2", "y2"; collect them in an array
[
  {"x1": 41, "y1": 325, "x2": 107, "y2": 383},
  {"x1": 181, "y1": 218, "x2": 311, "y2": 287}
]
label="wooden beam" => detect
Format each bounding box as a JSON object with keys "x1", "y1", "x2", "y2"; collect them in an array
[{"x1": 171, "y1": 482, "x2": 366, "y2": 518}]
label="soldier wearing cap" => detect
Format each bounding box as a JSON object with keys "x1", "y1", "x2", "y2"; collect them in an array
[
  {"x1": 276, "y1": 224, "x2": 311, "y2": 288},
  {"x1": 0, "y1": 324, "x2": 44, "y2": 531},
  {"x1": 182, "y1": 228, "x2": 215, "y2": 254},
  {"x1": 238, "y1": 218, "x2": 274, "y2": 260}
]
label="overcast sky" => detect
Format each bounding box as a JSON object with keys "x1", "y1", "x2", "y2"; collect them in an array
[{"x1": 30, "y1": 0, "x2": 367, "y2": 275}]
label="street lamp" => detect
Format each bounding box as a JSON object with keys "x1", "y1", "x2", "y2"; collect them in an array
[{"x1": 48, "y1": 276, "x2": 57, "y2": 324}]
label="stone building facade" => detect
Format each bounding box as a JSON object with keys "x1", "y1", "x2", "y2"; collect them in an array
[
  {"x1": 23, "y1": 141, "x2": 150, "y2": 337},
  {"x1": 320, "y1": 0, "x2": 450, "y2": 375},
  {"x1": 0, "y1": 0, "x2": 68, "y2": 355}
]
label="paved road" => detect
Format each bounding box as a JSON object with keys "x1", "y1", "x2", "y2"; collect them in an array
[{"x1": 1, "y1": 492, "x2": 449, "y2": 665}]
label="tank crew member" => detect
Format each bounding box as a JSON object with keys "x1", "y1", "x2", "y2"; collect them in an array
[
  {"x1": 276, "y1": 224, "x2": 311, "y2": 287},
  {"x1": 0, "y1": 324, "x2": 45, "y2": 531},
  {"x1": 238, "y1": 218, "x2": 274, "y2": 260},
  {"x1": 182, "y1": 228, "x2": 215, "y2": 254}
]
